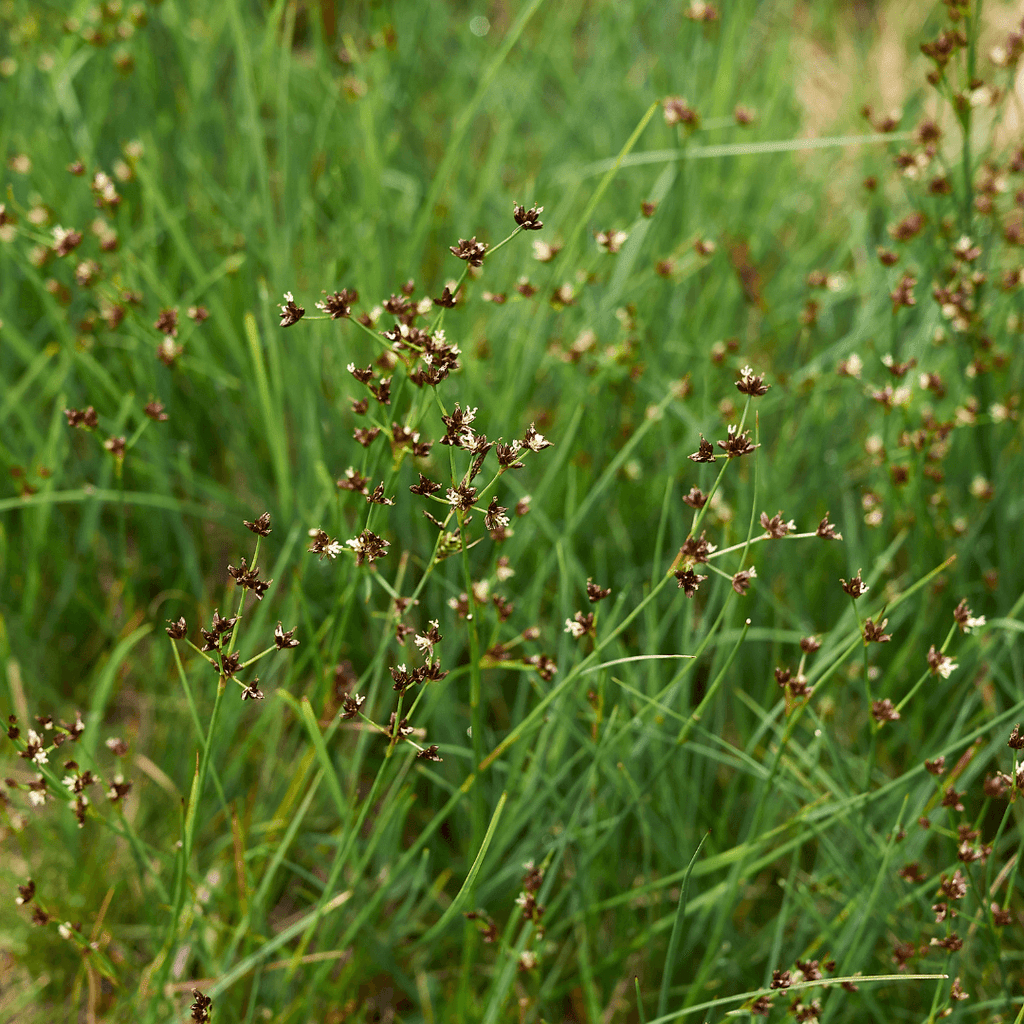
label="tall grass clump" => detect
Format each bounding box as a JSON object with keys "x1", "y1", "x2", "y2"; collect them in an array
[{"x1": 1, "y1": 0, "x2": 1023, "y2": 1021}]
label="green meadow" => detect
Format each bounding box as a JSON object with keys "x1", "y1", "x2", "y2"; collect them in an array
[{"x1": 1, "y1": 0, "x2": 1023, "y2": 1020}]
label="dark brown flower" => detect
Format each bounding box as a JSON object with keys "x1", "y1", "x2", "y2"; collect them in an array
[
  {"x1": 942, "y1": 786, "x2": 965, "y2": 812},
  {"x1": 513, "y1": 203, "x2": 544, "y2": 230},
  {"x1": 663, "y1": 96, "x2": 700, "y2": 129},
  {"x1": 338, "y1": 468, "x2": 370, "y2": 494},
  {"x1": 278, "y1": 292, "x2": 305, "y2": 327},
  {"x1": 190, "y1": 988, "x2": 212, "y2": 1023},
  {"x1": 408, "y1": 473, "x2": 441, "y2": 498},
  {"x1": 717, "y1": 425, "x2": 759, "y2": 458},
  {"x1": 736, "y1": 365, "x2": 770, "y2": 397},
  {"x1": 154, "y1": 308, "x2": 178, "y2": 337},
  {"x1": 526, "y1": 654, "x2": 558, "y2": 681},
  {"x1": 52, "y1": 226, "x2": 83, "y2": 257},
  {"x1": 770, "y1": 970, "x2": 791, "y2": 989},
  {"x1": 760, "y1": 511, "x2": 795, "y2": 538},
  {"x1": 165, "y1": 617, "x2": 187, "y2": 639},
  {"x1": 816, "y1": 513, "x2": 842, "y2": 540},
  {"x1": 991, "y1": 903, "x2": 1012, "y2": 926},
  {"x1": 366, "y1": 482, "x2": 395, "y2": 507},
  {"x1": 244, "y1": 512, "x2": 272, "y2": 536},
  {"x1": 840, "y1": 569, "x2": 869, "y2": 599},
  {"x1": 306, "y1": 528, "x2": 342, "y2": 561},
  {"x1": 433, "y1": 285, "x2": 458, "y2": 308},
  {"x1": 890, "y1": 273, "x2": 917, "y2": 313},
  {"x1": 799, "y1": 636, "x2": 821, "y2": 653},
  {"x1": 898, "y1": 862, "x2": 925, "y2": 883},
  {"x1": 681, "y1": 531, "x2": 716, "y2": 564},
  {"x1": 341, "y1": 693, "x2": 365, "y2": 720},
  {"x1": 144, "y1": 399, "x2": 168, "y2": 421},
  {"x1": 450, "y1": 236, "x2": 487, "y2": 267},
  {"x1": 236, "y1": 677, "x2": 262, "y2": 700},
  {"x1": 682, "y1": 486, "x2": 707, "y2": 509},
  {"x1": 924, "y1": 756, "x2": 945, "y2": 775},
  {"x1": 688, "y1": 435, "x2": 715, "y2": 463},
  {"x1": 484, "y1": 497, "x2": 509, "y2": 532},
  {"x1": 1009, "y1": 724, "x2": 1024, "y2": 749},
  {"x1": 731, "y1": 568, "x2": 756, "y2": 595},
  {"x1": 64, "y1": 406, "x2": 99, "y2": 429},
  {"x1": 103, "y1": 436, "x2": 126, "y2": 459},
  {"x1": 941, "y1": 869, "x2": 968, "y2": 900},
  {"x1": 871, "y1": 698, "x2": 900, "y2": 722},
  {"x1": 522, "y1": 424, "x2": 553, "y2": 452},
  {"x1": 926, "y1": 644, "x2": 957, "y2": 678},
  {"x1": 315, "y1": 288, "x2": 357, "y2": 319},
  {"x1": 863, "y1": 617, "x2": 891, "y2": 643},
  {"x1": 445, "y1": 483, "x2": 477, "y2": 513},
  {"x1": 187, "y1": 305, "x2": 209, "y2": 323},
  {"x1": 675, "y1": 568, "x2": 707, "y2": 597},
  {"x1": 274, "y1": 622, "x2": 299, "y2": 650},
  {"x1": 564, "y1": 611, "x2": 596, "y2": 639},
  {"x1": 586, "y1": 579, "x2": 612, "y2": 602},
  {"x1": 352, "y1": 423, "x2": 381, "y2": 447},
  {"x1": 890, "y1": 211, "x2": 926, "y2": 242},
  {"x1": 346, "y1": 529, "x2": 389, "y2": 566},
  {"x1": 952, "y1": 598, "x2": 985, "y2": 633}
]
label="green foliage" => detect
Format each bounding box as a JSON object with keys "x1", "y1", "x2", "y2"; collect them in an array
[{"x1": 1, "y1": 0, "x2": 1023, "y2": 1021}]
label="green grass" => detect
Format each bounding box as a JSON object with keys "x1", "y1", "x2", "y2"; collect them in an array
[{"x1": 1, "y1": 0, "x2": 1023, "y2": 1021}]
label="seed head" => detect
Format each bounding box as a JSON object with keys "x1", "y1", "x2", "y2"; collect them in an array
[
  {"x1": 190, "y1": 989, "x2": 212, "y2": 1023},
  {"x1": 736, "y1": 365, "x2": 770, "y2": 396},
  {"x1": 144, "y1": 399, "x2": 168, "y2": 421},
  {"x1": 165, "y1": 617, "x2": 187, "y2": 639},
  {"x1": 663, "y1": 96, "x2": 700, "y2": 129},
  {"x1": 731, "y1": 567, "x2": 757, "y2": 595},
  {"x1": 308, "y1": 528, "x2": 343, "y2": 560},
  {"x1": 863, "y1": 617, "x2": 892, "y2": 643},
  {"x1": 345, "y1": 529, "x2": 390, "y2": 566},
  {"x1": 278, "y1": 292, "x2": 305, "y2": 327},
  {"x1": 760, "y1": 511, "x2": 795, "y2": 538},
  {"x1": 450, "y1": 236, "x2": 487, "y2": 267},
  {"x1": 871, "y1": 698, "x2": 900, "y2": 722},
  {"x1": 513, "y1": 203, "x2": 544, "y2": 230},
  {"x1": 315, "y1": 288, "x2": 357, "y2": 319},
  {"x1": 952, "y1": 598, "x2": 985, "y2": 633},
  {"x1": 64, "y1": 406, "x2": 99, "y2": 429},
  {"x1": 816, "y1": 513, "x2": 842, "y2": 540},
  {"x1": 840, "y1": 569, "x2": 869, "y2": 598},
  {"x1": 52, "y1": 226, "x2": 83, "y2": 257},
  {"x1": 235, "y1": 678, "x2": 261, "y2": 700},
  {"x1": 717, "y1": 425, "x2": 759, "y2": 458},
  {"x1": 926, "y1": 645, "x2": 957, "y2": 678},
  {"x1": 688, "y1": 435, "x2": 715, "y2": 463},
  {"x1": 674, "y1": 568, "x2": 706, "y2": 597},
  {"x1": 564, "y1": 611, "x2": 596, "y2": 639},
  {"x1": 274, "y1": 622, "x2": 299, "y2": 650},
  {"x1": 522, "y1": 424, "x2": 553, "y2": 452},
  {"x1": 154, "y1": 308, "x2": 179, "y2": 337},
  {"x1": 244, "y1": 512, "x2": 272, "y2": 536}
]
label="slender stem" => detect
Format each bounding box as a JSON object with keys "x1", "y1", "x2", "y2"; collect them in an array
[{"x1": 459, "y1": 508, "x2": 486, "y2": 853}]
